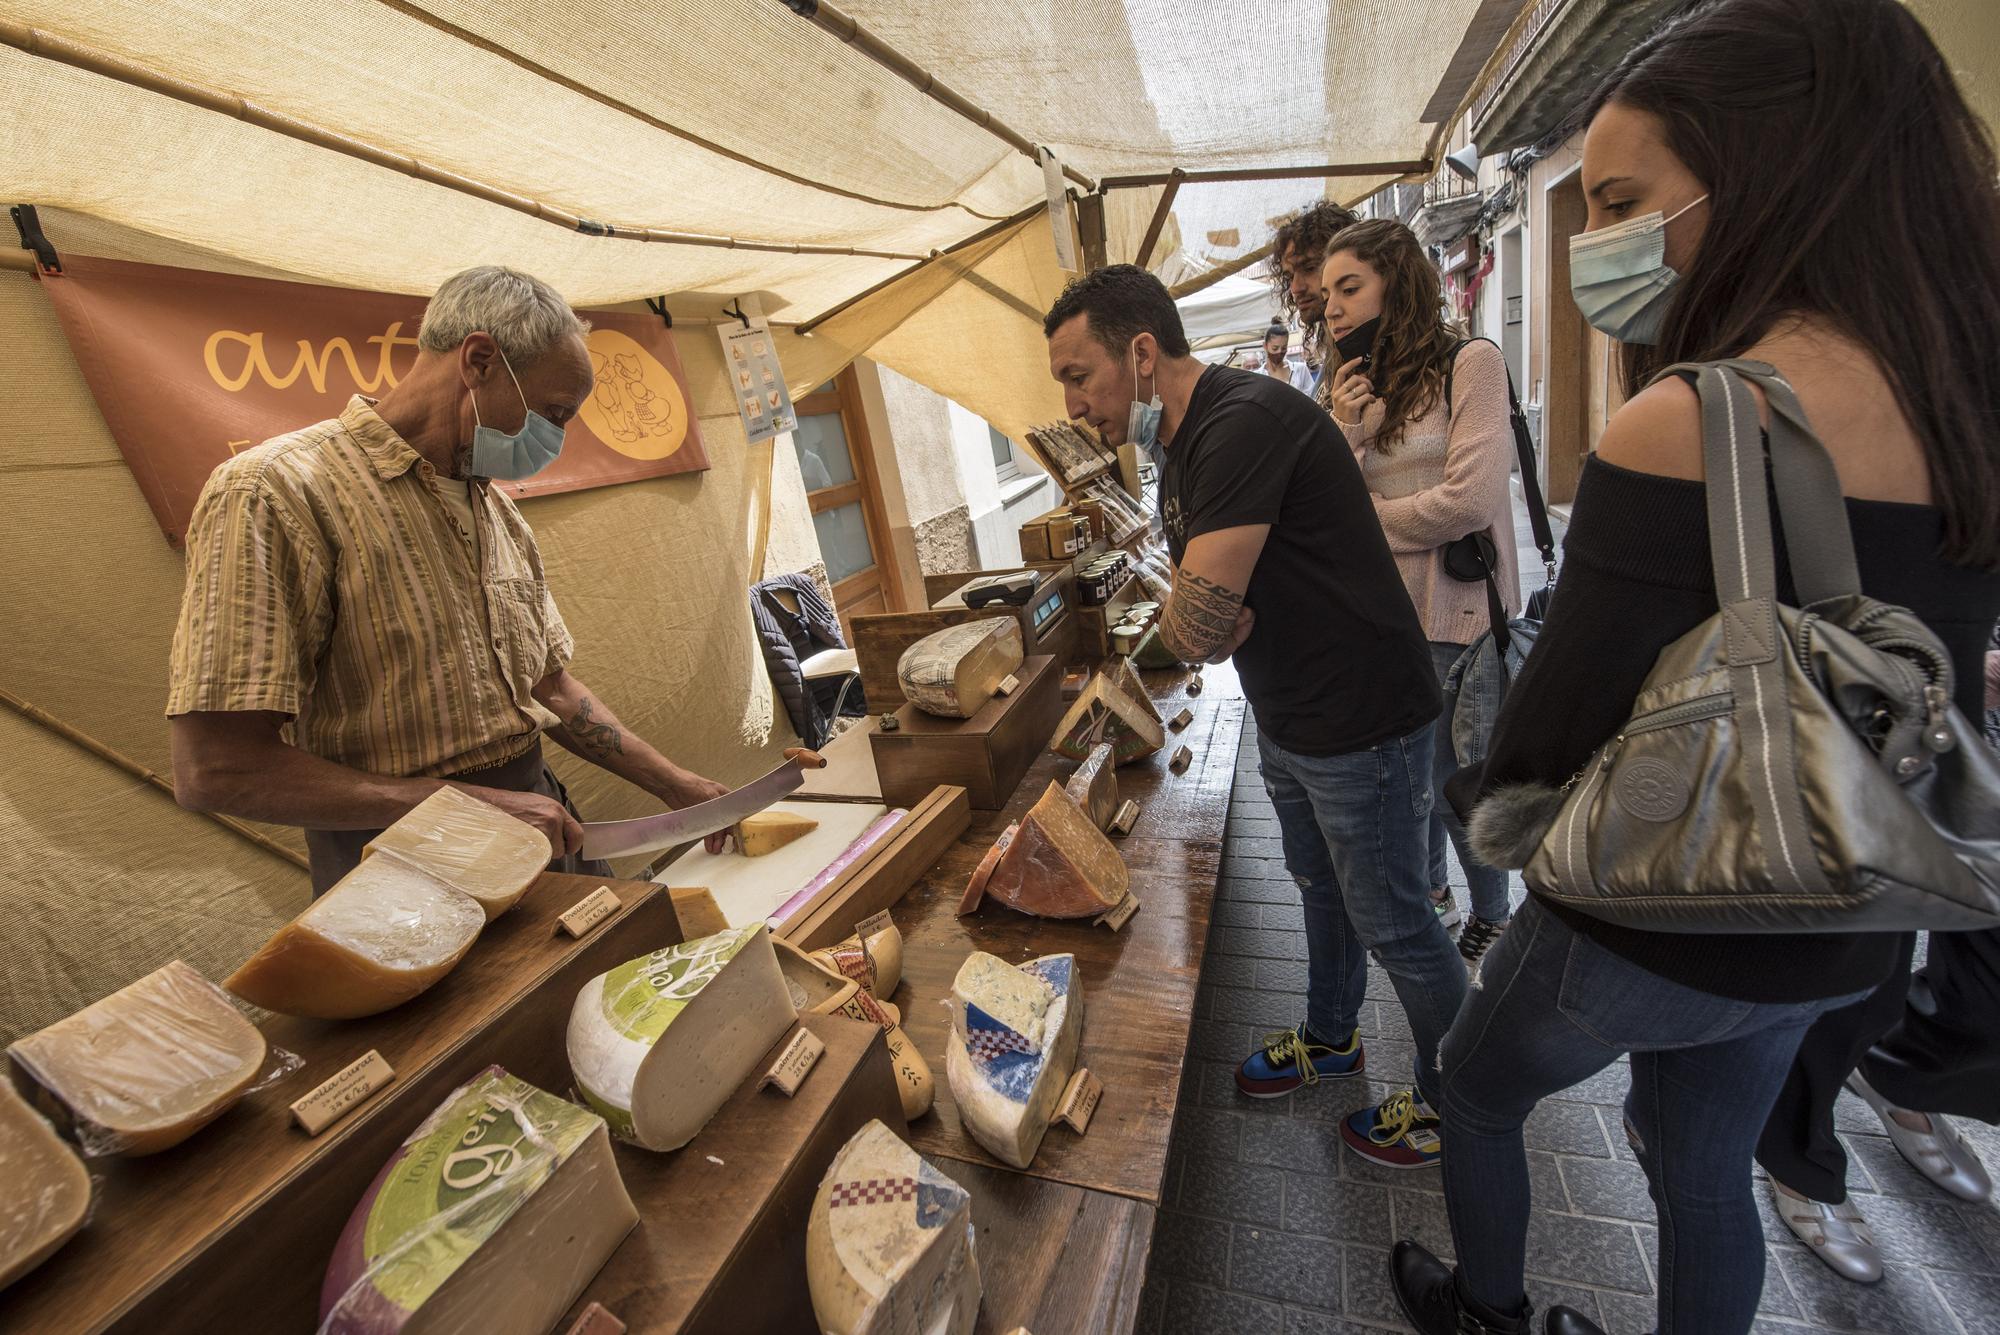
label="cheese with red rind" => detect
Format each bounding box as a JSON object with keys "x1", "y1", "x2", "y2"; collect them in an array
[
  {"x1": 958, "y1": 824, "x2": 1017, "y2": 914},
  {"x1": 8, "y1": 960, "x2": 267, "y2": 1156},
  {"x1": 976, "y1": 784, "x2": 1128, "y2": 919},
  {"x1": 896, "y1": 620, "x2": 1025, "y2": 718},
  {"x1": 0, "y1": 1082, "x2": 90, "y2": 1291},
  {"x1": 1063, "y1": 742, "x2": 1119, "y2": 831}
]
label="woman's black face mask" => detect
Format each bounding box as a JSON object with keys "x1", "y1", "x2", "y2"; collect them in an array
[{"x1": 1333, "y1": 316, "x2": 1383, "y2": 371}]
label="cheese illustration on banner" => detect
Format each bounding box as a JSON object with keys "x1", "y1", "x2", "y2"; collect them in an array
[
  {"x1": 566, "y1": 924, "x2": 795, "y2": 1150},
  {"x1": 734, "y1": 810, "x2": 819, "y2": 857},
  {"x1": 773, "y1": 939, "x2": 933, "y2": 1120},
  {"x1": 9, "y1": 960, "x2": 269, "y2": 1156},
  {"x1": 227, "y1": 856, "x2": 487, "y2": 1019},
  {"x1": 0, "y1": 1082, "x2": 90, "y2": 1292},
  {"x1": 318, "y1": 1067, "x2": 636, "y2": 1335},
  {"x1": 1049, "y1": 671, "x2": 1163, "y2": 766},
  {"x1": 943, "y1": 952, "x2": 1082, "y2": 1169},
  {"x1": 361, "y1": 786, "x2": 551, "y2": 921},
  {"x1": 1063, "y1": 742, "x2": 1120, "y2": 831},
  {"x1": 896, "y1": 619, "x2": 1025, "y2": 718},
  {"x1": 806, "y1": 1119, "x2": 980, "y2": 1335},
  {"x1": 958, "y1": 783, "x2": 1127, "y2": 919}
]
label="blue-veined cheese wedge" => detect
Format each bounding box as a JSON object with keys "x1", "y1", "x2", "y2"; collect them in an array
[{"x1": 942, "y1": 952, "x2": 1081, "y2": 1169}]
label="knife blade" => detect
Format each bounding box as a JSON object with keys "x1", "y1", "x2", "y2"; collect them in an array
[{"x1": 578, "y1": 747, "x2": 826, "y2": 860}]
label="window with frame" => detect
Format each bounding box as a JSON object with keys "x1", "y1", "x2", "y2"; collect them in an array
[{"x1": 988, "y1": 424, "x2": 1021, "y2": 483}]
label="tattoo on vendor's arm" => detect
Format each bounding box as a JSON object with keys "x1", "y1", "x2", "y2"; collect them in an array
[
  {"x1": 1160, "y1": 571, "x2": 1246, "y2": 662},
  {"x1": 565, "y1": 697, "x2": 624, "y2": 759}
]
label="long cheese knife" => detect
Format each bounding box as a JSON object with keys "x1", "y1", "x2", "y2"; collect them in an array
[{"x1": 578, "y1": 747, "x2": 826, "y2": 860}]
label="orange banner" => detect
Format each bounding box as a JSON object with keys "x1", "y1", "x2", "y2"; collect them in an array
[{"x1": 39, "y1": 256, "x2": 709, "y2": 545}]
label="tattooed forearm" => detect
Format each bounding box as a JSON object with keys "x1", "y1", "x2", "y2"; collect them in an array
[
  {"x1": 1160, "y1": 571, "x2": 1246, "y2": 661},
  {"x1": 563, "y1": 696, "x2": 624, "y2": 760}
]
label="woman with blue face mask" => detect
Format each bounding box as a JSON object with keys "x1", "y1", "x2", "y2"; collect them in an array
[{"x1": 1384, "y1": 1, "x2": 2000, "y2": 1332}]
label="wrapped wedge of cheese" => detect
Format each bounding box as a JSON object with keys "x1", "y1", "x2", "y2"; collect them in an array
[
  {"x1": 807, "y1": 1119, "x2": 980, "y2": 1335},
  {"x1": 896, "y1": 619, "x2": 1024, "y2": 718},
  {"x1": 9, "y1": 961, "x2": 270, "y2": 1155},
  {"x1": 362, "y1": 786, "x2": 550, "y2": 921},
  {"x1": 1049, "y1": 669, "x2": 1163, "y2": 766},
  {"x1": 0, "y1": 1082, "x2": 91, "y2": 1291},
  {"x1": 943, "y1": 952, "x2": 1082, "y2": 1169},
  {"x1": 319, "y1": 1067, "x2": 635, "y2": 1335},
  {"x1": 566, "y1": 924, "x2": 795, "y2": 1150}
]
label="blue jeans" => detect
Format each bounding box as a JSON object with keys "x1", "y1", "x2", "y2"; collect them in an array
[
  {"x1": 1438, "y1": 898, "x2": 1867, "y2": 1334},
  {"x1": 1428, "y1": 640, "x2": 1511, "y2": 923},
  {"x1": 1258, "y1": 724, "x2": 1467, "y2": 1107}
]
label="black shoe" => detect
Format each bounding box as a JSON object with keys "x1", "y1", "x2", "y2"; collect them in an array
[
  {"x1": 1389, "y1": 1241, "x2": 1531, "y2": 1335},
  {"x1": 1545, "y1": 1307, "x2": 1606, "y2": 1335}
]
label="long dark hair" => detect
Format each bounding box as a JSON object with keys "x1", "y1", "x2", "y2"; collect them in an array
[
  {"x1": 1324, "y1": 219, "x2": 1463, "y2": 453},
  {"x1": 1586, "y1": 0, "x2": 2000, "y2": 567}
]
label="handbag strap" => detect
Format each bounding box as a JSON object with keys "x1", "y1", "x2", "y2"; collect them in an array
[{"x1": 1447, "y1": 338, "x2": 1557, "y2": 582}]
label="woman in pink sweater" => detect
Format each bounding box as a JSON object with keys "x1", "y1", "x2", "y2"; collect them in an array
[{"x1": 1322, "y1": 219, "x2": 1521, "y2": 962}]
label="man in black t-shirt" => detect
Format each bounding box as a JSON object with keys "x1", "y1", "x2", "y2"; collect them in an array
[{"x1": 1044, "y1": 266, "x2": 1464, "y2": 1168}]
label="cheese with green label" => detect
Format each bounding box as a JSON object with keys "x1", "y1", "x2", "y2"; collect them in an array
[
  {"x1": 566, "y1": 924, "x2": 795, "y2": 1150},
  {"x1": 807, "y1": 1118, "x2": 980, "y2": 1335},
  {"x1": 0, "y1": 1082, "x2": 90, "y2": 1292},
  {"x1": 319, "y1": 1067, "x2": 635, "y2": 1335},
  {"x1": 962, "y1": 783, "x2": 1127, "y2": 919},
  {"x1": 363, "y1": 786, "x2": 550, "y2": 921},
  {"x1": 896, "y1": 620, "x2": 1024, "y2": 718},
  {"x1": 8, "y1": 960, "x2": 267, "y2": 1156},
  {"x1": 227, "y1": 856, "x2": 486, "y2": 1019},
  {"x1": 943, "y1": 952, "x2": 1081, "y2": 1170}
]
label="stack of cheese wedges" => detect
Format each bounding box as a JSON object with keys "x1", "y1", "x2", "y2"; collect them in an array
[
  {"x1": 9, "y1": 960, "x2": 268, "y2": 1155},
  {"x1": 897, "y1": 619, "x2": 1024, "y2": 718},
  {"x1": 959, "y1": 782, "x2": 1127, "y2": 919},
  {"x1": 0, "y1": 1083, "x2": 90, "y2": 1292},
  {"x1": 807, "y1": 1119, "x2": 980, "y2": 1335},
  {"x1": 319, "y1": 1067, "x2": 635, "y2": 1335},
  {"x1": 943, "y1": 952, "x2": 1082, "y2": 1169},
  {"x1": 1050, "y1": 659, "x2": 1162, "y2": 765},
  {"x1": 227, "y1": 788, "x2": 551, "y2": 1018},
  {"x1": 567, "y1": 923, "x2": 795, "y2": 1150}
]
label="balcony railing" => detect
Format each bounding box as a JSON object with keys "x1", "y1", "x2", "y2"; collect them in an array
[{"x1": 1469, "y1": 0, "x2": 1576, "y2": 127}]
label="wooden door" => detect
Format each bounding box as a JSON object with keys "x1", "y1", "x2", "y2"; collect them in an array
[
  {"x1": 1544, "y1": 174, "x2": 1591, "y2": 506},
  {"x1": 792, "y1": 370, "x2": 896, "y2": 639}
]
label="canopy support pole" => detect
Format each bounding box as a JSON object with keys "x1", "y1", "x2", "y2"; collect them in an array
[
  {"x1": 1100, "y1": 161, "x2": 1430, "y2": 190},
  {"x1": 776, "y1": 0, "x2": 1098, "y2": 194},
  {"x1": 794, "y1": 201, "x2": 1045, "y2": 336},
  {"x1": 1133, "y1": 171, "x2": 1184, "y2": 270}
]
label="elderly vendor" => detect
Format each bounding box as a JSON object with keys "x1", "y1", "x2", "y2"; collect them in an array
[{"x1": 167, "y1": 265, "x2": 728, "y2": 893}]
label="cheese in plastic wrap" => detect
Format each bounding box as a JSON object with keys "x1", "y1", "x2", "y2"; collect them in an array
[{"x1": 363, "y1": 786, "x2": 550, "y2": 921}]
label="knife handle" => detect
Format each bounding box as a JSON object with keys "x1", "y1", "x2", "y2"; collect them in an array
[{"x1": 783, "y1": 746, "x2": 828, "y2": 770}]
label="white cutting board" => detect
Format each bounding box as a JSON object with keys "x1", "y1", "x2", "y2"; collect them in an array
[{"x1": 651, "y1": 800, "x2": 891, "y2": 928}]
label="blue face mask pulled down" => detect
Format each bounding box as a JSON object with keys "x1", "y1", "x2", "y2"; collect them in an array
[
  {"x1": 1126, "y1": 340, "x2": 1164, "y2": 463},
  {"x1": 1568, "y1": 194, "x2": 1707, "y2": 345},
  {"x1": 467, "y1": 349, "x2": 566, "y2": 481}
]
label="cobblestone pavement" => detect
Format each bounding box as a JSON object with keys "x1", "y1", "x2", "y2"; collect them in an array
[{"x1": 1136, "y1": 494, "x2": 2000, "y2": 1334}]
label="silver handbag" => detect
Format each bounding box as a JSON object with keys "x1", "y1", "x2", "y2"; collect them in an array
[{"x1": 1482, "y1": 359, "x2": 2000, "y2": 933}]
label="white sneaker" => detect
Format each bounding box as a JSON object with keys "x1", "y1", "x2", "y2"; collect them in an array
[
  {"x1": 1848, "y1": 1071, "x2": 1994, "y2": 1203},
  {"x1": 1772, "y1": 1180, "x2": 1883, "y2": 1284}
]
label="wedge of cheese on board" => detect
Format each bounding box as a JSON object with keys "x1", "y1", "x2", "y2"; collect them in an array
[
  {"x1": 362, "y1": 786, "x2": 550, "y2": 921},
  {"x1": 0, "y1": 1082, "x2": 90, "y2": 1292},
  {"x1": 774, "y1": 939, "x2": 933, "y2": 1120},
  {"x1": 227, "y1": 857, "x2": 486, "y2": 1019},
  {"x1": 896, "y1": 619, "x2": 1024, "y2": 718},
  {"x1": 567, "y1": 924, "x2": 794, "y2": 1150},
  {"x1": 1049, "y1": 672, "x2": 1163, "y2": 765},
  {"x1": 807, "y1": 1118, "x2": 980, "y2": 1335},
  {"x1": 943, "y1": 953, "x2": 1082, "y2": 1170},
  {"x1": 960, "y1": 783, "x2": 1127, "y2": 919},
  {"x1": 9, "y1": 960, "x2": 267, "y2": 1156},
  {"x1": 1063, "y1": 742, "x2": 1120, "y2": 831},
  {"x1": 735, "y1": 810, "x2": 819, "y2": 857},
  {"x1": 319, "y1": 1067, "x2": 635, "y2": 1335}
]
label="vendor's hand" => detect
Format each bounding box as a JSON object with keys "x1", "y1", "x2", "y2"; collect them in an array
[
  {"x1": 457, "y1": 784, "x2": 584, "y2": 857},
  {"x1": 1207, "y1": 605, "x2": 1255, "y2": 664},
  {"x1": 664, "y1": 774, "x2": 733, "y2": 853},
  {"x1": 1329, "y1": 356, "x2": 1377, "y2": 425}
]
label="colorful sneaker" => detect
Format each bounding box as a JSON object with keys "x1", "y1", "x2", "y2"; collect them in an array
[
  {"x1": 1458, "y1": 914, "x2": 1508, "y2": 965},
  {"x1": 1342, "y1": 1089, "x2": 1443, "y2": 1168},
  {"x1": 1235, "y1": 1025, "x2": 1365, "y2": 1097},
  {"x1": 1429, "y1": 888, "x2": 1464, "y2": 932}
]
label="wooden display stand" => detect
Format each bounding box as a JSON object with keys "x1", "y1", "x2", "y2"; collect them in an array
[
  {"x1": 565, "y1": 1015, "x2": 904, "y2": 1334},
  {"x1": 850, "y1": 569, "x2": 1076, "y2": 714},
  {"x1": 0, "y1": 874, "x2": 680, "y2": 1334},
  {"x1": 870, "y1": 655, "x2": 1063, "y2": 811},
  {"x1": 777, "y1": 786, "x2": 971, "y2": 949},
  {"x1": 1067, "y1": 570, "x2": 1144, "y2": 661}
]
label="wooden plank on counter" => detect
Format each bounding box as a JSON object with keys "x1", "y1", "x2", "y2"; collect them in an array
[
  {"x1": 0, "y1": 873, "x2": 678, "y2": 1335},
  {"x1": 945, "y1": 1161, "x2": 1155, "y2": 1335}
]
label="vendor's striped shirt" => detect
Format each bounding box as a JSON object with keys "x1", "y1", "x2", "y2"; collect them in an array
[{"x1": 166, "y1": 396, "x2": 572, "y2": 779}]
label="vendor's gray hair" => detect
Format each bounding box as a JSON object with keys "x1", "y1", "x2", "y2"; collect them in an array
[{"x1": 418, "y1": 266, "x2": 590, "y2": 363}]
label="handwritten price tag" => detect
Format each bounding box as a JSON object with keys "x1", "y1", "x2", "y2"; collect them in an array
[
  {"x1": 558, "y1": 885, "x2": 622, "y2": 939},
  {"x1": 291, "y1": 1050, "x2": 395, "y2": 1136}
]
